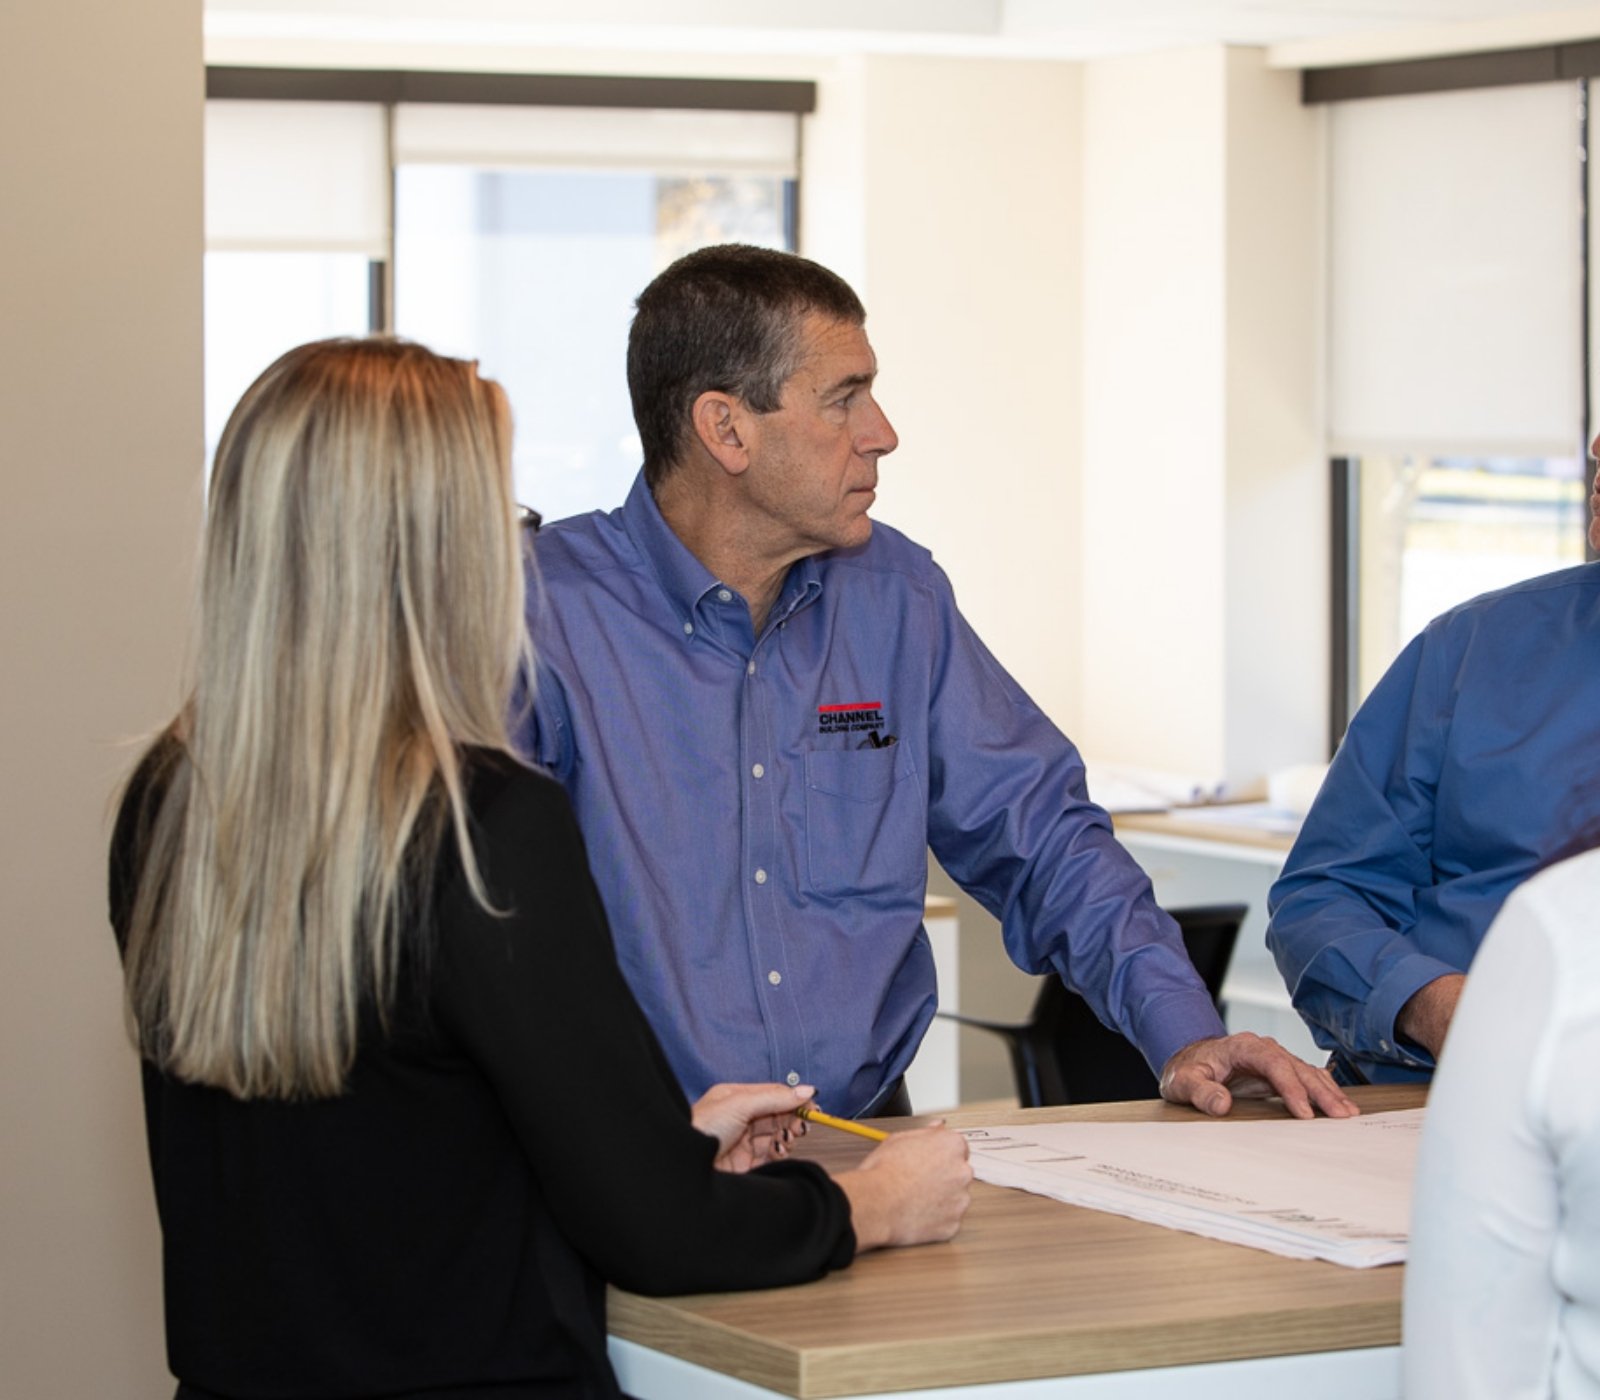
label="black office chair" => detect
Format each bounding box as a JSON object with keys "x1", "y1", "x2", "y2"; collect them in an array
[{"x1": 939, "y1": 904, "x2": 1246, "y2": 1107}]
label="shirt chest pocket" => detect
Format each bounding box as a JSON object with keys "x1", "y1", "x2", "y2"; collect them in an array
[{"x1": 803, "y1": 747, "x2": 924, "y2": 898}]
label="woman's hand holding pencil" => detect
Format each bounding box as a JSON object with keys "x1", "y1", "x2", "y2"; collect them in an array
[
  {"x1": 692, "y1": 1082, "x2": 818, "y2": 1172},
  {"x1": 784, "y1": 1098, "x2": 974, "y2": 1249},
  {"x1": 694, "y1": 1083, "x2": 973, "y2": 1249},
  {"x1": 795, "y1": 1102, "x2": 888, "y2": 1141}
]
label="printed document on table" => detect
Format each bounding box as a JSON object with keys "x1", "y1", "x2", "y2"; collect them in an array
[
  {"x1": 960, "y1": 1108, "x2": 1423, "y2": 1268},
  {"x1": 1163, "y1": 800, "x2": 1303, "y2": 837}
]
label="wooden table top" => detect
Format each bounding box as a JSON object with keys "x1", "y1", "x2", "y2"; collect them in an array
[
  {"x1": 1113, "y1": 808, "x2": 1299, "y2": 854},
  {"x1": 609, "y1": 1085, "x2": 1423, "y2": 1398}
]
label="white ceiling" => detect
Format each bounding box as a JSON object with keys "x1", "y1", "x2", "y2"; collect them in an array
[{"x1": 205, "y1": 0, "x2": 1600, "y2": 66}]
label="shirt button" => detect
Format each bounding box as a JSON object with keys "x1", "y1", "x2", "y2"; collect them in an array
[
  {"x1": 768, "y1": 970, "x2": 782, "y2": 986},
  {"x1": 1379, "y1": 1039, "x2": 1392, "y2": 1053},
  {"x1": 682, "y1": 621, "x2": 694, "y2": 636},
  {"x1": 747, "y1": 660, "x2": 756, "y2": 676},
  {"x1": 717, "y1": 588, "x2": 733, "y2": 603},
  {"x1": 786, "y1": 1071, "x2": 801, "y2": 1087},
  {"x1": 754, "y1": 868, "x2": 768, "y2": 885},
  {"x1": 752, "y1": 763, "x2": 765, "y2": 779}
]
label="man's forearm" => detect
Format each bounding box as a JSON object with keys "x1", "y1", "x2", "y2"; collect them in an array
[{"x1": 1395, "y1": 973, "x2": 1467, "y2": 1059}]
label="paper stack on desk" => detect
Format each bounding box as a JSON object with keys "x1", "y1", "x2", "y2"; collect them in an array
[
  {"x1": 1153, "y1": 800, "x2": 1304, "y2": 837},
  {"x1": 961, "y1": 1108, "x2": 1423, "y2": 1268},
  {"x1": 1085, "y1": 763, "x2": 1229, "y2": 814}
]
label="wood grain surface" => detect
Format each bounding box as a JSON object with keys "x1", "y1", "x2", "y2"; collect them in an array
[
  {"x1": 609, "y1": 1085, "x2": 1424, "y2": 1398},
  {"x1": 1112, "y1": 809, "x2": 1299, "y2": 853}
]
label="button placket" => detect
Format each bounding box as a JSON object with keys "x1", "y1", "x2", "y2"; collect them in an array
[{"x1": 742, "y1": 628, "x2": 802, "y2": 1086}]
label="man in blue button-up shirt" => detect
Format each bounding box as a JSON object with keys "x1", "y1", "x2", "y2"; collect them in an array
[
  {"x1": 1269, "y1": 548, "x2": 1600, "y2": 1086},
  {"x1": 519, "y1": 244, "x2": 1353, "y2": 1121}
]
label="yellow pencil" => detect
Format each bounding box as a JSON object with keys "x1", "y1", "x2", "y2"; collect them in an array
[{"x1": 796, "y1": 1102, "x2": 889, "y2": 1141}]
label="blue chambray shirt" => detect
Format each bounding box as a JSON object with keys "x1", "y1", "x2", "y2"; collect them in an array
[
  {"x1": 1268, "y1": 562, "x2": 1600, "y2": 1084},
  {"x1": 517, "y1": 474, "x2": 1223, "y2": 1113}
]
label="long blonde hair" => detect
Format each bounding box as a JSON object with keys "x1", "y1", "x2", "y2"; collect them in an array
[{"x1": 122, "y1": 338, "x2": 527, "y2": 1099}]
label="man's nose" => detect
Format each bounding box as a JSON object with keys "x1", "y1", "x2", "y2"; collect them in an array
[{"x1": 860, "y1": 397, "x2": 899, "y2": 458}]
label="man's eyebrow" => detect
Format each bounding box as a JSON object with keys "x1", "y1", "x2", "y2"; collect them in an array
[{"x1": 819, "y1": 370, "x2": 875, "y2": 398}]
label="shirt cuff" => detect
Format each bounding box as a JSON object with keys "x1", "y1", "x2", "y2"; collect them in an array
[
  {"x1": 1132, "y1": 990, "x2": 1229, "y2": 1078},
  {"x1": 1361, "y1": 953, "x2": 1463, "y2": 1072}
]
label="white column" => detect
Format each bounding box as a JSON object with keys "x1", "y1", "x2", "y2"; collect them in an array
[{"x1": 1081, "y1": 46, "x2": 1324, "y2": 785}]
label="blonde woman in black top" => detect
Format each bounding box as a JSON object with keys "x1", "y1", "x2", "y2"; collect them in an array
[{"x1": 109, "y1": 338, "x2": 971, "y2": 1400}]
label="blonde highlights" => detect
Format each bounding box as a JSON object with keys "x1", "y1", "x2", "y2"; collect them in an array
[{"x1": 122, "y1": 338, "x2": 528, "y2": 1098}]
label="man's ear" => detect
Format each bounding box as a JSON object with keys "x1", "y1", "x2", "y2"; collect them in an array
[{"x1": 691, "y1": 391, "x2": 752, "y2": 478}]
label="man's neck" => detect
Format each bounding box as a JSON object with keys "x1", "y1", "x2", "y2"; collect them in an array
[{"x1": 654, "y1": 474, "x2": 797, "y2": 635}]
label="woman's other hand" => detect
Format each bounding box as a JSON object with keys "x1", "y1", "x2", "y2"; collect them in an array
[
  {"x1": 837, "y1": 1124, "x2": 973, "y2": 1250},
  {"x1": 691, "y1": 1082, "x2": 814, "y2": 1172}
]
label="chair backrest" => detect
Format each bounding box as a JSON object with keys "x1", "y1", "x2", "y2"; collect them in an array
[{"x1": 1013, "y1": 903, "x2": 1247, "y2": 1107}]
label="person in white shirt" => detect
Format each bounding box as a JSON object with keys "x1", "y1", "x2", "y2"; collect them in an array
[{"x1": 1404, "y1": 846, "x2": 1600, "y2": 1397}]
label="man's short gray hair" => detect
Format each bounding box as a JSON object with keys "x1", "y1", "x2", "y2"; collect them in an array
[{"x1": 627, "y1": 244, "x2": 866, "y2": 489}]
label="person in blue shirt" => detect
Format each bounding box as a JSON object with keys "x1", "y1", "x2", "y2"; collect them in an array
[
  {"x1": 519, "y1": 243, "x2": 1354, "y2": 1121},
  {"x1": 1268, "y1": 543, "x2": 1600, "y2": 1086}
]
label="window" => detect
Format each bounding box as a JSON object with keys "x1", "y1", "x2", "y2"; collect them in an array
[
  {"x1": 387, "y1": 99, "x2": 797, "y2": 516},
  {"x1": 1326, "y1": 80, "x2": 1592, "y2": 740},
  {"x1": 203, "y1": 76, "x2": 806, "y2": 516},
  {"x1": 203, "y1": 100, "x2": 389, "y2": 464},
  {"x1": 205, "y1": 252, "x2": 375, "y2": 463},
  {"x1": 394, "y1": 166, "x2": 791, "y2": 520},
  {"x1": 1336, "y1": 452, "x2": 1587, "y2": 709}
]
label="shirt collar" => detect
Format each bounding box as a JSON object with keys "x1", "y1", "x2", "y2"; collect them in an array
[
  {"x1": 620, "y1": 471, "x2": 723, "y2": 621},
  {"x1": 619, "y1": 470, "x2": 824, "y2": 629},
  {"x1": 774, "y1": 556, "x2": 823, "y2": 625}
]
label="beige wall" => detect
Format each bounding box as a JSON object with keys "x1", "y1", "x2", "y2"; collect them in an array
[
  {"x1": 1, "y1": 3, "x2": 203, "y2": 1395},
  {"x1": 1079, "y1": 45, "x2": 1324, "y2": 785},
  {"x1": 861, "y1": 55, "x2": 1084, "y2": 729},
  {"x1": 1081, "y1": 46, "x2": 1230, "y2": 778},
  {"x1": 1221, "y1": 48, "x2": 1327, "y2": 779}
]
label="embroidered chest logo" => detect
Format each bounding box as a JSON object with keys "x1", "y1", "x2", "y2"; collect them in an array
[{"x1": 817, "y1": 700, "x2": 885, "y2": 737}]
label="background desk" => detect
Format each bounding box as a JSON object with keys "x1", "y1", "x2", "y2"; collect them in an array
[
  {"x1": 1112, "y1": 811, "x2": 1318, "y2": 1064},
  {"x1": 609, "y1": 1085, "x2": 1421, "y2": 1399},
  {"x1": 906, "y1": 895, "x2": 961, "y2": 1111}
]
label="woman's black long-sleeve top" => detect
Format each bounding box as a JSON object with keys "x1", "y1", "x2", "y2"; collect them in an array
[{"x1": 109, "y1": 748, "x2": 855, "y2": 1400}]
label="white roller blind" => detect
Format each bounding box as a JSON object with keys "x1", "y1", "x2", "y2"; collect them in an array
[
  {"x1": 392, "y1": 103, "x2": 798, "y2": 177},
  {"x1": 205, "y1": 101, "x2": 389, "y2": 255},
  {"x1": 1328, "y1": 82, "x2": 1582, "y2": 456}
]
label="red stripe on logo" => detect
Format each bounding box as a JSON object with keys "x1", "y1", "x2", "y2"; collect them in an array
[{"x1": 817, "y1": 701, "x2": 883, "y2": 713}]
